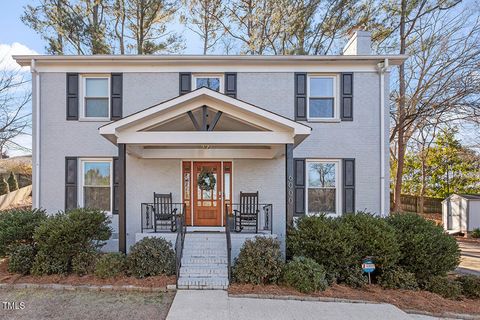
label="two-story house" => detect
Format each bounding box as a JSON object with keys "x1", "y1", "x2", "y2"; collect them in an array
[{"x1": 14, "y1": 30, "x2": 406, "y2": 289}]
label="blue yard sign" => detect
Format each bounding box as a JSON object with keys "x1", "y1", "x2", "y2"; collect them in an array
[{"x1": 362, "y1": 257, "x2": 375, "y2": 284}]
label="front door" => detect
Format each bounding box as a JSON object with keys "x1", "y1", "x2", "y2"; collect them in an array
[{"x1": 193, "y1": 162, "x2": 222, "y2": 226}]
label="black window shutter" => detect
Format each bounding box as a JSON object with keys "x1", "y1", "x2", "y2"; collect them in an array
[
  {"x1": 66, "y1": 73, "x2": 79, "y2": 120},
  {"x1": 294, "y1": 158, "x2": 306, "y2": 215},
  {"x1": 294, "y1": 73, "x2": 307, "y2": 121},
  {"x1": 343, "y1": 158, "x2": 355, "y2": 214},
  {"x1": 341, "y1": 73, "x2": 353, "y2": 121},
  {"x1": 179, "y1": 72, "x2": 191, "y2": 95},
  {"x1": 225, "y1": 72, "x2": 237, "y2": 98},
  {"x1": 112, "y1": 157, "x2": 119, "y2": 215},
  {"x1": 111, "y1": 73, "x2": 123, "y2": 120},
  {"x1": 65, "y1": 157, "x2": 78, "y2": 211}
]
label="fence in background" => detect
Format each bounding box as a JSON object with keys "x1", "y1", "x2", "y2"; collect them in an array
[{"x1": 390, "y1": 193, "x2": 443, "y2": 214}]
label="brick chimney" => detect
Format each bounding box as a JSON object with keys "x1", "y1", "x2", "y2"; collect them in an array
[{"x1": 343, "y1": 29, "x2": 372, "y2": 55}]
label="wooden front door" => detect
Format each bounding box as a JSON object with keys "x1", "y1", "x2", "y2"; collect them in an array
[{"x1": 193, "y1": 162, "x2": 222, "y2": 226}]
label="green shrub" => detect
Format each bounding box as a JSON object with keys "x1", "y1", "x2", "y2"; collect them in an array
[
  {"x1": 32, "y1": 208, "x2": 111, "y2": 275},
  {"x1": 378, "y1": 267, "x2": 418, "y2": 290},
  {"x1": 343, "y1": 266, "x2": 368, "y2": 288},
  {"x1": 424, "y1": 276, "x2": 462, "y2": 300},
  {"x1": 340, "y1": 212, "x2": 401, "y2": 271},
  {"x1": 282, "y1": 256, "x2": 328, "y2": 293},
  {"x1": 387, "y1": 213, "x2": 460, "y2": 282},
  {"x1": 8, "y1": 244, "x2": 36, "y2": 275},
  {"x1": 233, "y1": 237, "x2": 284, "y2": 285},
  {"x1": 95, "y1": 253, "x2": 126, "y2": 278},
  {"x1": 456, "y1": 275, "x2": 480, "y2": 299},
  {"x1": 288, "y1": 213, "x2": 400, "y2": 283},
  {"x1": 471, "y1": 228, "x2": 480, "y2": 239},
  {"x1": 7, "y1": 172, "x2": 18, "y2": 191},
  {"x1": 0, "y1": 176, "x2": 9, "y2": 195},
  {"x1": 0, "y1": 208, "x2": 47, "y2": 256},
  {"x1": 72, "y1": 250, "x2": 99, "y2": 276},
  {"x1": 127, "y1": 237, "x2": 175, "y2": 278},
  {"x1": 288, "y1": 215, "x2": 355, "y2": 282}
]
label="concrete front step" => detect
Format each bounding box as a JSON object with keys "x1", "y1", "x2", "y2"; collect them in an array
[
  {"x1": 180, "y1": 267, "x2": 228, "y2": 277},
  {"x1": 182, "y1": 257, "x2": 228, "y2": 265},
  {"x1": 177, "y1": 276, "x2": 229, "y2": 290}
]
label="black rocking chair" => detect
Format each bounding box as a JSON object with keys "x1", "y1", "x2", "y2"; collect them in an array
[
  {"x1": 234, "y1": 191, "x2": 259, "y2": 233},
  {"x1": 150, "y1": 192, "x2": 177, "y2": 232}
]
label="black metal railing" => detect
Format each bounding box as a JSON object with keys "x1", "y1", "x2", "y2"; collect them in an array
[
  {"x1": 225, "y1": 205, "x2": 232, "y2": 282},
  {"x1": 175, "y1": 212, "x2": 186, "y2": 287},
  {"x1": 225, "y1": 203, "x2": 273, "y2": 234},
  {"x1": 141, "y1": 202, "x2": 185, "y2": 233}
]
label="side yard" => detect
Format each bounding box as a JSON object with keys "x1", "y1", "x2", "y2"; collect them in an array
[{"x1": 0, "y1": 288, "x2": 175, "y2": 320}]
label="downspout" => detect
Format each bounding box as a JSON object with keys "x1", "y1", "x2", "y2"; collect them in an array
[
  {"x1": 378, "y1": 59, "x2": 389, "y2": 216},
  {"x1": 31, "y1": 59, "x2": 41, "y2": 209}
]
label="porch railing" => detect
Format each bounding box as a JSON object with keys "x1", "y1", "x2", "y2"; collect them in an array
[
  {"x1": 140, "y1": 202, "x2": 185, "y2": 233},
  {"x1": 225, "y1": 203, "x2": 273, "y2": 234},
  {"x1": 175, "y1": 212, "x2": 186, "y2": 288}
]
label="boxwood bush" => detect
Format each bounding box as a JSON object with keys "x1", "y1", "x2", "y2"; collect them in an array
[
  {"x1": 233, "y1": 237, "x2": 284, "y2": 285},
  {"x1": 282, "y1": 256, "x2": 328, "y2": 293},
  {"x1": 72, "y1": 250, "x2": 99, "y2": 276},
  {"x1": 127, "y1": 237, "x2": 175, "y2": 278},
  {"x1": 7, "y1": 244, "x2": 36, "y2": 275},
  {"x1": 387, "y1": 213, "x2": 460, "y2": 282},
  {"x1": 424, "y1": 276, "x2": 462, "y2": 299},
  {"x1": 378, "y1": 266, "x2": 418, "y2": 290},
  {"x1": 95, "y1": 253, "x2": 126, "y2": 278},
  {"x1": 31, "y1": 208, "x2": 111, "y2": 275},
  {"x1": 288, "y1": 213, "x2": 400, "y2": 285},
  {"x1": 0, "y1": 209, "x2": 47, "y2": 257},
  {"x1": 456, "y1": 275, "x2": 480, "y2": 299}
]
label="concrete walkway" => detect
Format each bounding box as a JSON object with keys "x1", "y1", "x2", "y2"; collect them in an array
[
  {"x1": 167, "y1": 290, "x2": 424, "y2": 320},
  {"x1": 457, "y1": 241, "x2": 480, "y2": 276}
]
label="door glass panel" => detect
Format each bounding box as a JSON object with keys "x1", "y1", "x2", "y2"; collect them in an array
[{"x1": 224, "y1": 173, "x2": 231, "y2": 200}]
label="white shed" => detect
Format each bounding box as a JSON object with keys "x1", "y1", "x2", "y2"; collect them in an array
[{"x1": 442, "y1": 194, "x2": 480, "y2": 233}]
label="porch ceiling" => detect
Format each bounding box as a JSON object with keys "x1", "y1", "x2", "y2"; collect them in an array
[{"x1": 99, "y1": 88, "x2": 311, "y2": 159}]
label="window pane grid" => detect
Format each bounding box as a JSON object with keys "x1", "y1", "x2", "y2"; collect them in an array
[
  {"x1": 82, "y1": 161, "x2": 112, "y2": 212},
  {"x1": 84, "y1": 77, "x2": 109, "y2": 118},
  {"x1": 307, "y1": 161, "x2": 338, "y2": 215},
  {"x1": 308, "y1": 76, "x2": 336, "y2": 119}
]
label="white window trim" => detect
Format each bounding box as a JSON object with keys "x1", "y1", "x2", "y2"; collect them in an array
[
  {"x1": 305, "y1": 159, "x2": 341, "y2": 217},
  {"x1": 192, "y1": 73, "x2": 224, "y2": 93},
  {"x1": 78, "y1": 158, "x2": 113, "y2": 215},
  {"x1": 307, "y1": 74, "x2": 340, "y2": 122},
  {"x1": 79, "y1": 74, "x2": 111, "y2": 121}
]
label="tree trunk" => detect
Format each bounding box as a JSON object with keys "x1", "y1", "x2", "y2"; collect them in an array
[{"x1": 393, "y1": 0, "x2": 407, "y2": 213}]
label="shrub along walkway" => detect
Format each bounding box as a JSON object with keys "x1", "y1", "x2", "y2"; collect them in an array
[{"x1": 166, "y1": 290, "x2": 414, "y2": 320}]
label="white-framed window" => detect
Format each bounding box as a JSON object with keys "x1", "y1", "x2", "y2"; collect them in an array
[
  {"x1": 80, "y1": 75, "x2": 110, "y2": 120},
  {"x1": 307, "y1": 75, "x2": 339, "y2": 120},
  {"x1": 79, "y1": 158, "x2": 113, "y2": 214},
  {"x1": 192, "y1": 74, "x2": 224, "y2": 92},
  {"x1": 306, "y1": 159, "x2": 341, "y2": 216}
]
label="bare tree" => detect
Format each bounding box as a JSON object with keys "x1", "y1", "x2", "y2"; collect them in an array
[
  {"x1": 182, "y1": 0, "x2": 224, "y2": 54},
  {"x1": 0, "y1": 57, "x2": 31, "y2": 158}
]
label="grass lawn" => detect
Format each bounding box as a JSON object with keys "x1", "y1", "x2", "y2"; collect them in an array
[{"x1": 0, "y1": 288, "x2": 175, "y2": 320}]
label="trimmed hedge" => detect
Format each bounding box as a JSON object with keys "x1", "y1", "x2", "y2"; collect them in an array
[
  {"x1": 32, "y1": 208, "x2": 111, "y2": 275},
  {"x1": 282, "y1": 256, "x2": 328, "y2": 293},
  {"x1": 378, "y1": 267, "x2": 418, "y2": 290},
  {"x1": 387, "y1": 213, "x2": 460, "y2": 282},
  {"x1": 72, "y1": 250, "x2": 99, "y2": 276},
  {"x1": 8, "y1": 244, "x2": 36, "y2": 275},
  {"x1": 456, "y1": 275, "x2": 480, "y2": 299},
  {"x1": 95, "y1": 253, "x2": 126, "y2": 278},
  {"x1": 233, "y1": 237, "x2": 284, "y2": 285},
  {"x1": 0, "y1": 209, "x2": 47, "y2": 257},
  {"x1": 288, "y1": 213, "x2": 400, "y2": 284},
  {"x1": 424, "y1": 276, "x2": 462, "y2": 299},
  {"x1": 127, "y1": 237, "x2": 175, "y2": 278}
]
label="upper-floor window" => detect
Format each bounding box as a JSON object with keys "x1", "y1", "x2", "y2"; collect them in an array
[
  {"x1": 308, "y1": 75, "x2": 339, "y2": 121},
  {"x1": 80, "y1": 159, "x2": 112, "y2": 213},
  {"x1": 192, "y1": 74, "x2": 223, "y2": 92},
  {"x1": 81, "y1": 75, "x2": 110, "y2": 120}
]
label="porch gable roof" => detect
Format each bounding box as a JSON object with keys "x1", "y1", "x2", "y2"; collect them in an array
[{"x1": 99, "y1": 87, "x2": 311, "y2": 146}]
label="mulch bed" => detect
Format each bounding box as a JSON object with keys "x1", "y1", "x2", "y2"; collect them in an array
[
  {"x1": 229, "y1": 283, "x2": 480, "y2": 316},
  {"x1": 0, "y1": 258, "x2": 175, "y2": 288}
]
